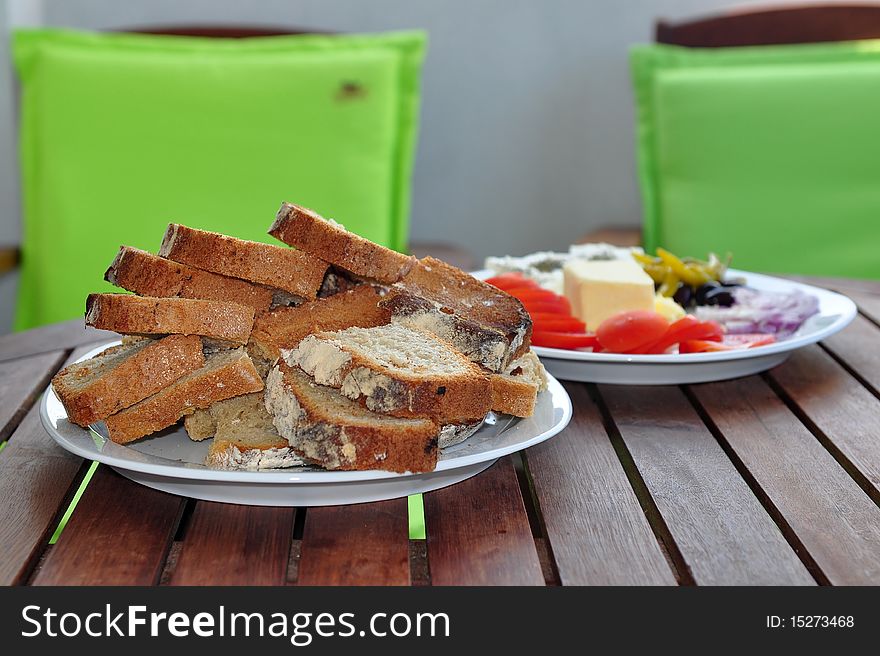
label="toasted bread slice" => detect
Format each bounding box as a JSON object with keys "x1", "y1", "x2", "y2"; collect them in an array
[
  {"x1": 269, "y1": 202, "x2": 416, "y2": 284},
  {"x1": 103, "y1": 348, "x2": 263, "y2": 444},
  {"x1": 85, "y1": 294, "x2": 255, "y2": 345},
  {"x1": 249, "y1": 285, "x2": 391, "y2": 362},
  {"x1": 489, "y1": 350, "x2": 548, "y2": 417},
  {"x1": 193, "y1": 393, "x2": 305, "y2": 470},
  {"x1": 159, "y1": 223, "x2": 330, "y2": 299},
  {"x1": 106, "y1": 246, "x2": 274, "y2": 312},
  {"x1": 381, "y1": 257, "x2": 532, "y2": 371},
  {"x1": 289, "y1": 323, "x2": 491, "y2": 424},
  {"x1": 265, "y1": 362, "x2": 439, "y2": 473},
  {"x1": 51, "y1": 335, "x2": 205, "y2": 427}
]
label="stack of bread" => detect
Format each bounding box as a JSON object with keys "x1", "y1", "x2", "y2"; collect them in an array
[{"x1": 51, "y1": 202, "x2": 547, "y2": 473}]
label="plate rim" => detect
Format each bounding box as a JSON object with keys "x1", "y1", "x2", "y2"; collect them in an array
[
  {"x1": 40, "y1": 353, "x2": 572, "y2": 484},
  {"x1": 473, "y1": 267, "x2": 857, "y2": 364}
]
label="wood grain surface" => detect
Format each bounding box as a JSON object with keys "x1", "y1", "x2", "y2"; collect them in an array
[
  {"x1": 600, "y1": 384, "x2": 814, "y2": 585},
  {"x1": 298, "y1": 500, "x2": 410, "y2": 586},
  {"x1": 32, "y1": 467, "x2": 185, "y2": 585},
  {"x1": 0, "y1": 319, "x2": 114, "y2": 363},
  {"x1": 525, "y1": 383, "x2": 676, "y2": 585},
  {"x1": 424, "y1": 457, "x2": 544, "y2": 585},
  {"x1": 691, "y1": 376, "x2": 880, "y2": 585},
  {"x1": 0, "y1": 345, "x2": 93, "y2": 584},
  {"x1": 822, "y1": 315, "x2": 880, "y2": 394},
  {"x1": 0, "y1": 350, "x2": 66, "y2": 442},
  {"x1": 170, "y1": 502, "x2": 295, "y2": 586}
]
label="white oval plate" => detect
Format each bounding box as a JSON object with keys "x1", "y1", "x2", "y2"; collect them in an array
[
  {"x1": 475, "y1": 268, "x2": 857, "y2": 385},
  {"x1": 39, "y1": 345, "x2": 572, "y2": 506}
]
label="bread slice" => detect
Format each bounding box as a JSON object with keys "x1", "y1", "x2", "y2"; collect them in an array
[
  {"x1": 106, "y1": 246, "x2": 274, "y2": 312},
  {"x1": 51, "y1": 335, "x2": 204, "y2": 427},
  {"x1": 288, "y1": 323, "x2": 491, "y2": 424},
  {"x1": 381, "y1": 256, "x2": 532, "y2": 372},
  {"x1": 249, "y1": 285, "x2": 391, "y2": 362},
  {"x1": 103, "y1": 348, "x2": 263, "y2": 444},
  {"x1": 265, "y1": 361, "x2": 439, "y2": 473},
  {"x1": 269, "y1": 202, "x2": 416, "y2": 284},
  {"x1": 85, "y1": 294, "x2": 255, "y2": 345},
  {"x1": 159, "y1": 223, "x2": 330, "y2": 299},
  {"x1": 191, "y1": 393, "x2": 305, "y2": 470},
  {"x1": 489, "y1": 350, "x2": 549, "y2": 417}
]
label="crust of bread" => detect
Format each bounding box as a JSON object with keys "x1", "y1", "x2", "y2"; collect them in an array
[
  {"x1": 106, "y1": 246, "x2": 274, "y2": 312},
  {"x1": 250, "y1": 285, "x2": 391, "y2": 361},
  {"x1": 289, "y1": 325, "x2": 491, "y2": 424},
  {"x1": 85, "y1": 294, "x2": 255, "y2": 344},
  {"x1": 52, "y1": 335, "x2": 205, "y2": 427},
  {"x1": 159, "y1": 223, "x2": 330, "y2": 299},
  {"x1": 392, "y1": 257, "x2": 532, "y2": 367},
  {"x1": 490, "y1": 374, "x2": 539, "y2": 417},
  {"x1": 269, "y1": 202, "x2": 416, "y2": 284},
  {"x1": 380, "y1": 290, "x2": 509, "y2": 372},
  {"x1": 205, "y1": 439, "x2": 305, "y2": 470},
  {"x1": 104, "y1": 348, "x2": 263, "y2": 444},
  {"x1": 265, "y1": 362, "x2": 439, "y2": 473}
]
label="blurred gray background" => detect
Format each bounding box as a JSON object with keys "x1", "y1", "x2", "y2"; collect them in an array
[{"x1": 0, "y1": 0, "x2": 837, "y2": 332}]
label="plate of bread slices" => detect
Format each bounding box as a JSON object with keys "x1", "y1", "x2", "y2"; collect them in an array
[{"x1": 40, "y1": 202, "x2": 571, "y2": 506}]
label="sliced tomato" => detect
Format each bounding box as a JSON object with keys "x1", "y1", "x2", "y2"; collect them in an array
[
  {"x1": 531, "y1": 331, "x2": 600, "y2": 350},
  {"x1": 721, "y1": 334, "x2": 776, "y2": 348},
  {"x1": 679, "y1": 334, "x2": 775, "y2": 353},
  {"x1": 522, "y1": 299, "x2": 571, "y2": 315},
  {"x1": 509, "y1": 288, "x2": 565, "y2": 303},
  {"x1": 632, "y1": 317, "x2": 724, "y2": 354},
  {"x1": 485, "y1": 274, "x2": 541, "y2": 292},
  {"x1": 530, "y1": 313, "x2": 587, "y2": 332},
  {"x1": 595, "y1": 310, "x2": 670, "y2": 353}
]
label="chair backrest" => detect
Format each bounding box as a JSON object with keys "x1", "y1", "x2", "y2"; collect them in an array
[
  {"x1": 656, "y1": 4, "x2": 880, "y2": 47},
  {"x1": 631, "y1": 5, "x2": 880, "y2": 278},
  {"x1": 13, "y1": 27, "x2": 425, "y2": 329}
]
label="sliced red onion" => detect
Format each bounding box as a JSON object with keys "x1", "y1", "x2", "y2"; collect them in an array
[{"x1": 694, "y1": 287, "x2": 819, "y2": 338}]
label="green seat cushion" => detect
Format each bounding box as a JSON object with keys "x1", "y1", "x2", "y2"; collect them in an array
[
  {"x1": 13, "y1": 28, "x2": 425, "y2": 329},
  {"x1": 631, "y1": 41, "x2": 880, "y2": 278}
]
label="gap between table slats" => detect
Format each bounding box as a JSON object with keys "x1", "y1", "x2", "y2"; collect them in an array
[
  {"x1": 0, "y1": 350, "x2": 68, "y2": 443},
  {"x1": 0, "y1": 345, "x2": 95, "y2": 584},
  {"x1": 168, "y1": 502, "x2": 295, "y2": 586},
  {"x1": 522, "y1": 382, "x2": 676, "y2": 585},
  {"x1": 297, "y1": 500, "x2": 410, "y2": 586},
  {"x1": 423, "y1": 456, "x2": 544, "y2": 586},
  {"x1": 598, "y1": 384, "x2": 814, "y2": 586},
  {"x1": 688, "y1": 374, "x2": 880, "y2": 585}
]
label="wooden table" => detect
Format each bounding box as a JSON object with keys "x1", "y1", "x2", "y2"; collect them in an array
[{"x1": 2, "y1": 276, "x2": 880, "y2": 586}]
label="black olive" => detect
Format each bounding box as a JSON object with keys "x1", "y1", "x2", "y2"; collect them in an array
[
  {"x1": 694, "y1": 282, "x2": 720, "y2": 305},
  {"x1": 673, "y1": 283, "x2": 694, "y2": 308},
  {"x1": 702, "y1": 286, "x2": 736, "y2": 307}
]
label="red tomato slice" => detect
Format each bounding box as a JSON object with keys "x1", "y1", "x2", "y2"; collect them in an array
[
  {"x1": 530, "y1": 314, "x2": 587, "y2": 332},
  {"x1": 509, "y1": 288, "x2": 564, "y2": 303},
  {"x1": 679, "y1": 334, "x2": 775, "y2": 353},
  {"x1": 523, "y1": 299, "x2": 571, "y2": 315},
  {"x1": 531, "y1": 331, "x2": 600, "y2": 350},
  {"x1": 633, "y1": 317, "x2": 724, "y2": 354},
  {"x1": 722, "y1": 334, "x2": 776, "y2": 348},
  {"x1": 485, "y1": 274, "x2": 541, "y2": 292},
  {"x1": 595, "y1": 311, "x2": 670, "y2": 353}
]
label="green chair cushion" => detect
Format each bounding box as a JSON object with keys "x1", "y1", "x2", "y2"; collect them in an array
[
  {"x1": 631, "y1": 41, "x2": 880, "y2": 278},
  {"x1": 13, "y1": 28, "x2": 426, "y2": 329}
]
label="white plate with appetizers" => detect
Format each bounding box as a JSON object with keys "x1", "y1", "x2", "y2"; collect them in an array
[
  {"x1": 40, "y1": 342, "x2": 573, "y2": 506},
  {"x1": 474, "y1": 268, "x2": 857, "y2": 385}
]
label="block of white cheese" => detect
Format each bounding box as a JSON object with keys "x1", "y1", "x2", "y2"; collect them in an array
[{"x1": 563, "y1": 259, "x2": 655, "y2": 331}]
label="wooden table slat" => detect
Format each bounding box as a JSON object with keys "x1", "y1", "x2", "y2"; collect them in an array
[
  {"x1": 850, "y1": 290, "x2": 880, "y2": 325},
  {"x1": 690, "y1": 376, "x2": 880, "y2": 585},
  {"x1": 525, "y1": 382, "x2": 676, "y2": 585},
  {"x1": 0, "y1": 345, "x2": 96, "y2": 585},
  {"x1": 600, "y1": 384, "x2": 815, "y2": 586},
  {"x1": 32, "y1": 466, "x2": 185, "y2": 585},
  {"x1": 170, "y1": 502, "x2": 295, "y2": 586},
  {"x1": 769, "y1": 345, "x2": 880, "y2": 501},
  {"x1": 0, "y1": 350, "x2": 66, "y2": 442},
  {"x1": 424, "y1": 457, "x2": 544, "y2": 586},
  {"x1": 822, "y1": 315, "x2": 880, "y2": 395},
  {"x1": 298, "y1": 500, "x2": 409, "y2": 586},
  {"x1": 0, "y1": 319, "x2": 115, "y2": 363}
]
